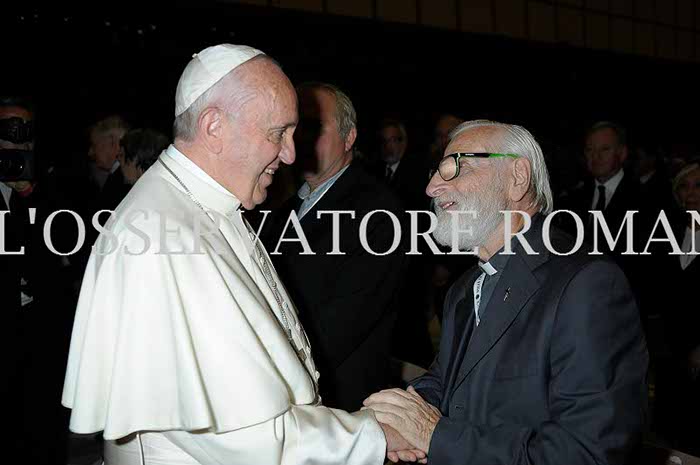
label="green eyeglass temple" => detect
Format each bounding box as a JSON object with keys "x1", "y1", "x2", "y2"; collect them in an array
[
  {"x1": 431, "y1": 152, "x2": 520, "y2": 181},
  {"x1": 448, "y1": 152, "x2": 519, "y2": 159}
]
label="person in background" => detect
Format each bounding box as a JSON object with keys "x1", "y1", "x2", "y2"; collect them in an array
[
  {"x1": 261, "y1": 82, "x2": 407, "y2": 411},
  {"x1": 653, "y1": 161, "x2": 700, "y2": 456},
  {"x1": 429, "y1": 114, "x2": 463, "y2": 166},
  {"x1": 1, "y1": 95, "x2": 72, "y2": 465},
  {"x1": 119, "y1": 128, "x2": 169, "y2": 185}
]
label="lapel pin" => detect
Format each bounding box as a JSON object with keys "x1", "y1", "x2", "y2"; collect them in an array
[{"x1": 504, "y1": 288, "x2": 511, "y2": 302}]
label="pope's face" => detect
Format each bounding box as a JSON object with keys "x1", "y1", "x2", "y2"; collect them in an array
[{"x1": 221, "y1": 61, "x2": 297, "y2": 209}]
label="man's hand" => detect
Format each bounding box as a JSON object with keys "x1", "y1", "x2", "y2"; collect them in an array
[
  {"x1": 381, "y1": 422, "x2": 427, "y2": 464},
  {"x1": 6, "y1": 180, "x2": 32, "y2": 193},
  {"x1": 364, "y1": 386, "x2": 441, "y2": 454}
]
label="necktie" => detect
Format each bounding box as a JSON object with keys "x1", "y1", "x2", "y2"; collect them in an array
[
  {"x1": 385, "y1": 165, "x2": 393, "y2": 183},
  {"x1": 594, "y1": 185, "x2": 606, "y2": 211}
]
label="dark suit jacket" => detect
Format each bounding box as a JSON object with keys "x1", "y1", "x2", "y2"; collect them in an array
[
  {"x1": 413, "y1": 216, "x2": 648, "y2": 465},
  {"x1": 659, "y1": 222, "x2": 700, "y2": 359},
  {"x1": 260, "y1": 162, "x2": 409, "y2": 410},
  {"x1": 98, "y1": 168, "x2": 131, "y2": 214},
  {"x1": 1, "y1": 181, "x2": 74, "y2": 464},
  {"x1": 563, "y1": 171, "x2": 646, "y2": 252},
  {"x1": 559, "y1": 172, "x2": 655, "y2": 318},
  {"x1": 371, "y1": 153, "x2": 431, "y2": 212},
  {"x1": 371, "y1": 154, "x2": 437, "y2": 367}
]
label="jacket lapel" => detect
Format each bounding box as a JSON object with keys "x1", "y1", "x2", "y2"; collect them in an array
[{"x1": 450, "y1": 216, "x2": 549, "y2": 394}]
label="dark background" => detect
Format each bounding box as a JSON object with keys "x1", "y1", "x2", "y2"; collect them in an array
[{"x1": 2, "y1": 2, "x2": 698, "y2": 193}]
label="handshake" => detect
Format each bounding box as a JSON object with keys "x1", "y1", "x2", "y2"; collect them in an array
[{"x1": 362, "y1": 386, "x2": 442, "y2": 464}]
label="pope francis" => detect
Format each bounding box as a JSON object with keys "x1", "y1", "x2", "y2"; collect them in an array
[{"x1": 62, "y1": 44, "x2": 422, "y2": 465}]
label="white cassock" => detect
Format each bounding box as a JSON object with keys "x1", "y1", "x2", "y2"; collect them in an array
[{"x1": 62, "y1": 145, "x2": 386, "y2": 465}]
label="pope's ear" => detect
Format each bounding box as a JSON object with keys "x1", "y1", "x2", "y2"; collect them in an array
[{"x1": 198, "y1": 107, "x2": 224, "y2": 154}]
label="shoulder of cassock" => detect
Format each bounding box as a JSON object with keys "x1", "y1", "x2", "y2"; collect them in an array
[{"x1": 62, "y1": 161, "x2": 316, "y2": 440}]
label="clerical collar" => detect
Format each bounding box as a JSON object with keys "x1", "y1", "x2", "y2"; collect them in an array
[
  {"x1": 163, "y1": 145, "x2": 242, "y2": 214},
  {"x1": 595, "y1": 168, "x2": 624, "y2": 192},
  {"x1": 479, "y1": 261, "x2": 497, "y2": 276}
]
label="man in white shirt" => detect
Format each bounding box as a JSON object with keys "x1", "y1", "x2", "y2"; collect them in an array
[
  {"x1": 62, "y1": 44, "x2": 424, "y2": 465},
  {"x1": 583, "y1": 121, "x2": 629, "y2": 213},
  {"x1": 559, "y1": 121, "x2": 649, "y2": 322}
]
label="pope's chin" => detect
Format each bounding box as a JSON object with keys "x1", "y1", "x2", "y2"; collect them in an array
[{"x1": 250, "y1": 186, "x2": 269, "y2": 208}]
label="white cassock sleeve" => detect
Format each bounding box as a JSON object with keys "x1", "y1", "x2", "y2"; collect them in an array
[{"x1": 163, "y1": 407, "x2": 386, "y2": 465}]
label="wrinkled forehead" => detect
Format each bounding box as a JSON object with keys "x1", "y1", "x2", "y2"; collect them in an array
[{"x1": 445, "y1": 126, "x2": 501, "y2": 156}]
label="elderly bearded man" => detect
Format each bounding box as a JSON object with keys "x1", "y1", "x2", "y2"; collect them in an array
[
  {"x1": 364, "y1": 120, "x2": 648, "y2": 465},
  {"x1": 62, "y1": 44, "x2": 425, "y2": 465}
]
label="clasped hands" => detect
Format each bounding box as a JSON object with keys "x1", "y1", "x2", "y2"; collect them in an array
[{"x1": 362, "y1": 386, "x2": 441, "y2": 463}]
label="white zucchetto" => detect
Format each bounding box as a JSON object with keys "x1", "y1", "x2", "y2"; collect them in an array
[{"x1": 174, "y1": 44, "x2": 264, "y2": 117}]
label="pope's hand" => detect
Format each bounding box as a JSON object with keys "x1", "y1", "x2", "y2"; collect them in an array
[
  {"x1": 364, "y1": 386, "x2": 441, "y2": 454},
  {"x1": 380, "y1": 422, "x2": 427, "y2": 464}
]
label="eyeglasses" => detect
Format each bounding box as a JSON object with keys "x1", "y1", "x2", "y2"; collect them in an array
[{"x1": 430, "y1": 152, "x2": 519, "y2": 181}]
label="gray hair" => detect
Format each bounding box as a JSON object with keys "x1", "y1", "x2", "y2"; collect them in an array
[
  {"x1": 121, "y1": 128, "x2": 170, "y2": 171},
  {"x1": 672, "y1": 162, "x2": 700, "y2": 206},
  {"x1": 91, "y1": 115, "x2": 130, "y2": 140},
  {"x1": 449, "y1": 119, "x2": 554, "y2": 215},
  {"x1": 297, "y1": 82, "x2": 357, "y2": 141},
  {"x1": 379, "y1": 118, "x2": 407, "y2": 142},
  {"x1": 173, "y1": 84, "x2": 220, "y2": 142}
]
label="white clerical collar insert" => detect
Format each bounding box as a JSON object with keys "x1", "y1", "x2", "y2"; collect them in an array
[{"x1": 479, "y1": 261, "x2": 498, "y2": 276}]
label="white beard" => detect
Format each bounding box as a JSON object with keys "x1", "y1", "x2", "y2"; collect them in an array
[{"x1": 432, "y1": 184, "x2": 507, "y2": 252}]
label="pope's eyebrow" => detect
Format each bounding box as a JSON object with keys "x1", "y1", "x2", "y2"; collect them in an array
[{"x1": 271, "y1": 121, "x2": 297, "y2": 132}]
